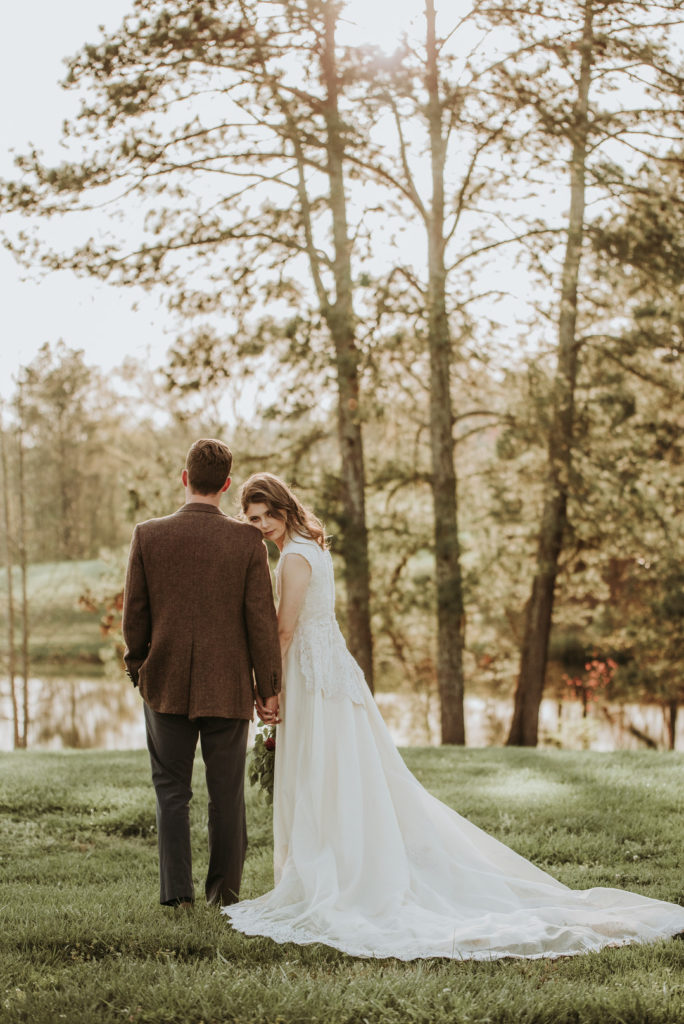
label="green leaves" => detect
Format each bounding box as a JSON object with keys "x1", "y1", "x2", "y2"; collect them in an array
[{"x1": 248, "y1": 725, "x2": 276, "y2": 803}]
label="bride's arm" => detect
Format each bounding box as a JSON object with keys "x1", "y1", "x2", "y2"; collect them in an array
[{"x1": 277, "y1": 553, "x2": 312, "y2": 660}]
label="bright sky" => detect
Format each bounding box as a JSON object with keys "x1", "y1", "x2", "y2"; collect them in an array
[
  {"x1": 0, "y1": 0, "x2": 165, "y2": 398},
  {"x1": 0, "y1": 0, "x2": 426, "y2": 400}
]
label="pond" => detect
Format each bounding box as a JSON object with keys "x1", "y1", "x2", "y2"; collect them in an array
[{"x1": 0, "y1": 677, "x2": 679, "y2": 752}]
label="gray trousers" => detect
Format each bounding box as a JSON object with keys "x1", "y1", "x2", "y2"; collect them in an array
[{"x1": 144, "y1": 704, "x2": 249, "y2": 906}]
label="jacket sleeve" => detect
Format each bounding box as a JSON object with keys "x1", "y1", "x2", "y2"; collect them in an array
[
  {"x1": 244, "y1": 535, "x2": 282, "y2": 700},
  {"x1": 122, "y1": 525, "x2": 151, "y2": 686}
]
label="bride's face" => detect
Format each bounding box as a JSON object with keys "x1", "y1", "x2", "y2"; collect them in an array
[{"x1": 244, "y1": 502, "x2": 288, "y2": 546}]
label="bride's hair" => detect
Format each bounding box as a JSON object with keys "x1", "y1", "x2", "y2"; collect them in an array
[{"x1": 240, "y1": 473, "x2": 329, "y2": 549}]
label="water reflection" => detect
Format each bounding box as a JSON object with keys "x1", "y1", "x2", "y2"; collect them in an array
[
  {"x1": 374, "y1": 692, "x2": 681, "y2": 751},
  {"x1": 0, "y1": 677, "x2": 144, "y2": 750},
  {"x1": 0, "y1": 679, "x2": 679, "y2": 751}
]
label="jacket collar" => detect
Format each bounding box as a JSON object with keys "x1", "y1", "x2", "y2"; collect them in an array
[{"x1": 177, "y1": 502, "x2": 226, "y2": 516}]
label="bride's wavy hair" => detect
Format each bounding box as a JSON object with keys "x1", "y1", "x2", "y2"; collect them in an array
[{"x1": 240, "y1": 473, "x2": 329, "y2": 549}]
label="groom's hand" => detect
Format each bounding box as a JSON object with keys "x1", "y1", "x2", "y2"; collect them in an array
[{"x1": 257, "y1": 694, "x2": 281, "y2": 724}]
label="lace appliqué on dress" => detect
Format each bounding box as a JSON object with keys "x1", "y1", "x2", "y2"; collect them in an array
[{"x1": 295, "y1": 619, "x2": 367, "y2": 704}]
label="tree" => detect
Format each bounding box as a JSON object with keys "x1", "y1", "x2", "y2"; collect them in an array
[
  {"x1": 14, "y1": 342, "x2": 124, "y2": 562},
  {"x1": 569, "y1": 154, "x2": 684, "y2": 749},
  {"x1": 283, "y1": 0, "x2": 373, "y2": 685},
  {"x1": 418, "y1": 0, "x2": 468, "y2": 743},
  {"x1": 496, "y1": 0, "x2": 684, "y2": 745},
  {"x1": 352, "y1": 1, "x2": 532, "y2": 741},
  {"x1": 1, "y1": 0, "x2": 376, "y2": 686},
  {"x1": 505, "y1": 0, "x2": 595, "y2": 745},
  {"x1": 0, "y1": 404, "x2": 22, "y2": 747},
  {"x1": 14, "y1": 386, "x2": 30, "y2": 746}
]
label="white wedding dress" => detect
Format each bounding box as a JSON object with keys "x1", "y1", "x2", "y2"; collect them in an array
[{"x1": 223, "y1": 535, "x2": 684, "y2": 960}]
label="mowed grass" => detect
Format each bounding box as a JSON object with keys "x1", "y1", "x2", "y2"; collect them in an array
[{"x1": 1, "y1": 748, "x2": 683, "y2": 1024}]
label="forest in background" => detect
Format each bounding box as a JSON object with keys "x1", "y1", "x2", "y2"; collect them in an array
[{"x1": 1, "y1": 0, "x2": 682, "y2": 750}]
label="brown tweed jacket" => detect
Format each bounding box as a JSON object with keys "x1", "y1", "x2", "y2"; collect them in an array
[{"x1": 122, "y1": 502, "x2": 281, "y2": 720}]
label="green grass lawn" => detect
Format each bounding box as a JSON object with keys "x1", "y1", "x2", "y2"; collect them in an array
[{"x1": 1, "y1": 748, "x2": 682, "y2": 1024}]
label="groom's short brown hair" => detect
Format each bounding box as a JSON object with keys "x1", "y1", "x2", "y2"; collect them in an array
[{"x1": 185, "y1": 438, "x2": 233, "y2": 495}]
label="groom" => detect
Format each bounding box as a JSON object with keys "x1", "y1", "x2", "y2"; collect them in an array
[{"x1": 122, "y1": 438, "x2": 281, "y2": 909}]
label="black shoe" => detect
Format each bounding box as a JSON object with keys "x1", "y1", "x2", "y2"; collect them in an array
[{"x1": 164, "y1": 897, "x2": 194, "y2": 910}]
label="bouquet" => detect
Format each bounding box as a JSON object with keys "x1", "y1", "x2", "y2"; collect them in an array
[{"x1": 249, "y1": 724, "x2": 276, "y2": 803}]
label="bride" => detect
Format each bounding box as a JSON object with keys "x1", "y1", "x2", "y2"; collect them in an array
[{"x1": 223, "y1": 473, "x2": 684, "y2": 960}]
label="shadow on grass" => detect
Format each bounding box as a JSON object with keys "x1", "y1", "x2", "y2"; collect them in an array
[{"x1": 2, "y1": 749, "x2": 683, "y2": 1024}]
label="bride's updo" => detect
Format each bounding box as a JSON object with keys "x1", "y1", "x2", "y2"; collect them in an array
[{"x1": 240, "y1": 473, "x2": 329, "y2": 549}]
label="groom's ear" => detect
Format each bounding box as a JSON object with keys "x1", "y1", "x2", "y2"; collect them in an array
[
  {"x1": 181, "y1": 468, "x2": 189, "y2": 488},
  {"x1": 221, "y1": 477, "x2": 231, "y2": 493}
]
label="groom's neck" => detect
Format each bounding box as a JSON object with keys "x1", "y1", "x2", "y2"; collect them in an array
[{"x1": 184, "y1": 490, "x2": 223, "y2": 508}]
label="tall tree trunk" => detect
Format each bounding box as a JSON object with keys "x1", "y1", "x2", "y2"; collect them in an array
[
  {"x1": 664, "y1": 700, "x2": 677, "y2": 751},
  {"x1": 0, "y1": 414, "x2": 20, "y2": 749},
  {"x1": 507, "y1": 1, "x2": 595, "y2": 746},
  {"x1": 425, "y1": 0, "x2": 466, "y2": 743},
  {"x1": 317, "y1": 3, "x2": 374, "y2": 689},
  {"x1": 58, "y1": 432, "x2": 74, "y2": 560},
  {"x1": 16, "y1": 401, "x2": 30, "y2": 748}
]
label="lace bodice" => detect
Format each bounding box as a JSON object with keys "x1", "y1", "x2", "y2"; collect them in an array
[{"x1": 276, "y1": 535, "x2": 367, "y2": 703}]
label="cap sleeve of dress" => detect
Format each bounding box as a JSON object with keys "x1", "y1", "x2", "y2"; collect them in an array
[{"x1": 280, "y1": 535, "x2": 321, "y2": 570}]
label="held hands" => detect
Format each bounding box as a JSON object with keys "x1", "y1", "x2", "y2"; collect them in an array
[{"x1": 257, "y1": 694, "x2": 281, "y2": 725}]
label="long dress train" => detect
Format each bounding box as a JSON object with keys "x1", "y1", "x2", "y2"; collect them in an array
[{"x1": 223, "y1": 535, "x2": 684, "y2": 960}]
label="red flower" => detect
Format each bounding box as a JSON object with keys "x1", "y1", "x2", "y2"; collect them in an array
[{"x1": 264, "y1": 734, "x2": 276, "y2": 752}]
